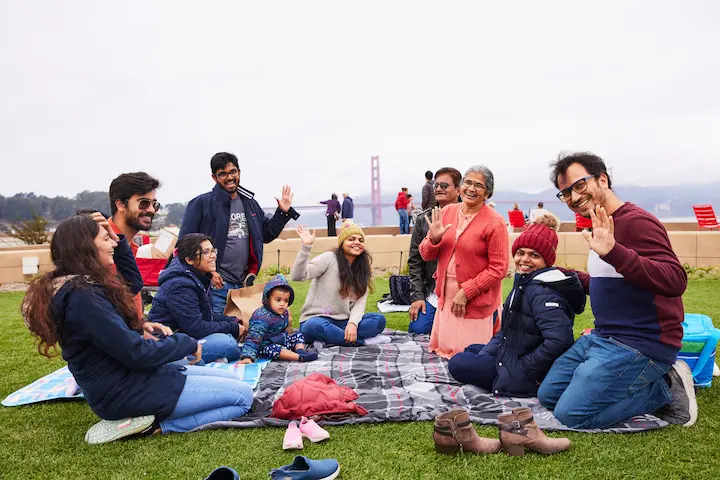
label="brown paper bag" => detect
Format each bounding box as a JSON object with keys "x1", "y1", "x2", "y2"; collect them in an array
[{"x1": 224, "y1": 283, "x2": 266, "y2": 329}]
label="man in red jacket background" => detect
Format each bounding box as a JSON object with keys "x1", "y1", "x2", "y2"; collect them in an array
[{"x1": 395, "y1": 187, "x2": 410, "y2": 235}]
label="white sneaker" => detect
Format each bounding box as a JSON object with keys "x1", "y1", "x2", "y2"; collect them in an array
[
  {"x1": 657, "y1": 360, "x2": 698, "y2": 427},
  {"x1": 363, "y1": 335, "x2": 392, "y2": 345},
  {"x1": 713, "y1": 362, "x2": 720, "y2": 377},
  {"x1": 85, "y1": 415, "x2": 156, "y2": 444}
]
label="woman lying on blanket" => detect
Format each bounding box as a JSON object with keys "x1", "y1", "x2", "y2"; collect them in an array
[
  {"x1": 448, "y1": 213, "x2": 586, "y2": 396},
  {"x1": 22, "y1": 214, "x2": 253, "y2": 444},
  {"x1": 148, "y1": 234, "x2": 246, "y2": 363},
  {"x1": 291, "y1": 222, "x2": 388, "y2": 346}
]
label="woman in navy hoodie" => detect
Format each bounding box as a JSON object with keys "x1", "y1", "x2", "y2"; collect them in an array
[
  {"x1": 22, "y1": 214, "x2": 253, "y2": 444},
  {"x1": 149, "y1": 234, "x2": 246, "y2": 363}
]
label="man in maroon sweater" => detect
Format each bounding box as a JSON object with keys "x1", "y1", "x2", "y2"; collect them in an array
[{"x1": 537, "y1": 152, "x2": 697, "y2": 429}]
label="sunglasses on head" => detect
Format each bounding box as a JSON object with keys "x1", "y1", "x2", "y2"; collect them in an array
[{"x1": 434, "y1": 181, "x2": 451, "y2": 190}]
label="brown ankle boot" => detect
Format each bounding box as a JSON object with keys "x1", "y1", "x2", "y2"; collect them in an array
[
  {"x1": 497, "y1": 407, "x2": 571, "y2": 456},
  {"x1": 433, "y1": 409, "x2": 502, "y2": 455}
]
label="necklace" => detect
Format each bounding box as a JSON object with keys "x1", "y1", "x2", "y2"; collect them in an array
[{"x1": 460, "y1": 205, "x2": 480, "y2": 216}]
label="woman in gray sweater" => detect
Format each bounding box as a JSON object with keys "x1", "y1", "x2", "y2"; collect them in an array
[{"x1": 292, "y1": 222, "x2": 386, "y2": 346}]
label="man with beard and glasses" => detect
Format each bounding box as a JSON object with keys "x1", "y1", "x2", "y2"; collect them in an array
[
  {"x1": 537, "y1": 152, "x2": 697, "y2": 429},
  {"x1": 108, "y1": 172, "x2": 161, "y2": 319},
  {"x1": 181, "y1": 152, "x2": 300, "y2": 315},
  {"x1": 407, "y1": 167, "x2": 462, "y2": 334}
]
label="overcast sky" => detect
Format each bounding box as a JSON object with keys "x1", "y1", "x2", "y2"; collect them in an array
[{"x1": 1, "y1": 1, "x2": 718, "y2": 207}]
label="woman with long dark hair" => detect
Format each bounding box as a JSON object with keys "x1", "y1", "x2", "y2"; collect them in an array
[
  {"x1": 291, "y1": 222, "x2": 387, "y2": 346},
  {"x1": 22, "y1": 214, "x2": 253, "y2": 444},
  {"x1": 149, "y1": 233, "x2": 246, "y2": 363}
]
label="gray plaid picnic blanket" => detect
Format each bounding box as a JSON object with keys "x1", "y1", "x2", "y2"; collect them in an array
[{"x1": 193, "y1": 331, "x2": 668, "y2": 433}]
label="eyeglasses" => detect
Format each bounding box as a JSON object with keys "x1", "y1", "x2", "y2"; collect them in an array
[
  {"x1": 215, "y1": 168, "x2": 239, "y2": 180},
  {"x1": 136, "y1": 198, "x2": 161, "y2": 211},
  {"x1": 199, "y1": 248, "x2": 218, "y2": 258},
  {"x1": 434, "y1": 181, "x2": 451, "y2": 190},
  {"x1": 462, "y1": 179, "x2": 487, "y2": 190},
  {"x1": 555, "y1": 175, "x2": 595, "y2": 202}
]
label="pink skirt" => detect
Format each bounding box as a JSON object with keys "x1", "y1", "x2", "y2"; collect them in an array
[{"x1": 429, "y1": 273, "x2": 500, "y2": 359}]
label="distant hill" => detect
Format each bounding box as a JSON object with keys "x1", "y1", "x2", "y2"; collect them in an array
[{"x1": 3, "y1": 182, "x2": 718, "y2": 231}]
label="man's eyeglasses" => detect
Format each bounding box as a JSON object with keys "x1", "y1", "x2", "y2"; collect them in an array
[
  {"x1": 434, "y1": 181, "x2": 451, "y2": 190},
  {"x1": 215, "y1": 168, "x2": 239, "y2": 180},
  {"x1": 462, "y1": 179, "x2": 487, "y2": 190},
  {"x1": 136, "y1": 198, "x2": 161, "y2": 211},
  {"x1": 555, "y1": 175, "x2": 595, "y2": 202}
]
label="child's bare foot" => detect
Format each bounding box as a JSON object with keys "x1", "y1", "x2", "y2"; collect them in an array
[
  {"x1": 239, "y1": 358, "x2": 253, "y2": 364},
  {"x1": 277, "y1": 348, "x2": 301, "y2": 362}
]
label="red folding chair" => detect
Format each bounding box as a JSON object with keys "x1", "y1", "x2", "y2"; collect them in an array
[
  {"x1": 692, "y1": 205, "x2": 719, "y2": 231},
  {"x1": 508, "y1": 210, "x2": 526, "y2": 232},
  {"x1": 575, "y1": 213, "x2": 592, "y2": 231}
]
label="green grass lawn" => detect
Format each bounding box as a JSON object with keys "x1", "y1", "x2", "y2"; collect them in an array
[{"x1": 1, "y1": 279, "x2": 720, "y2": 479}]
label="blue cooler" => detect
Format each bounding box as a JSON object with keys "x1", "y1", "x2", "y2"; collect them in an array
[{"x1": 678, "y1": 314, "x2": 720, "y2": 388}]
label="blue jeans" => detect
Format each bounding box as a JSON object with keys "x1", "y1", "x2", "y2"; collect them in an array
[
  {"x1": 200, "y1": 333, "x2": 242, "y2": 362},
  {"x1": 537, "y1": 334, "x2": 672, "y2": 429},
  {"x1": 408, "y1": 302, "x2": 436, "y2": 335},
  {"x1": 398, "y1": 209, "x2": 409, "y2": 234},
  {"x1": 299, "y1": 313, "x2": 386, "y2": 346},
  {"x1": 448, "y1": 343, "x2": 497, "y2": 390},
  {"x1": 160, "y1": 365, "x2": 254, "y2": 433},
  {"x1": 210, "y1": 279, "x2": 243, "y2": 316}
]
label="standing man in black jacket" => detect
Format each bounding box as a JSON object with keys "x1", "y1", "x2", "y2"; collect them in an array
[
  {"x1": 407, "y1": 167, "x2": 462, "y2": 334},
  {"x1": 421, "y1": 170, "x2": 435, "y2": 210}
]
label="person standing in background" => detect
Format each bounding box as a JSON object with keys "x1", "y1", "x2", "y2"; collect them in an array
[
  {"x1": 321, "y1": 194, "x2": 342, "y2": 236},
  {"x1": 421, "y1": 170, "x2": 435, "y2": 210},
  {"x1": 341, "y1": 192, "x2": 354, "y2": 223},
  {"x1": 395, "y1": 187, "x2": 410, "y2": 234}
]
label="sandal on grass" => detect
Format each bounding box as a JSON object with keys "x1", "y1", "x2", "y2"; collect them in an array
[{"x1": 85, "y1": 415, "x2": 156, "y2": 445}]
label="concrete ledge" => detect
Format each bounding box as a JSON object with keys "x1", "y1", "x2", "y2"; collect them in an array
[{"x1": 2, "y1": 231, "x2": 719, "y2": 284}]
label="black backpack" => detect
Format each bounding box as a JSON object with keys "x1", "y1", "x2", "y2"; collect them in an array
[{"x1": 389, "y1": 275, "x2": 413, "y2": 305}]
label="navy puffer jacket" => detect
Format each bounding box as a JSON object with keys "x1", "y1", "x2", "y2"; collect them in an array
[
  {"x1": 149, "y1": 257, "x2": 240, "y2": 339},
  {"x1": 52, "y1": 239, "x2": 197, "y2": 421},
  {"x1": 482, "y1": 268, "x2": 586, "y2": 397}
]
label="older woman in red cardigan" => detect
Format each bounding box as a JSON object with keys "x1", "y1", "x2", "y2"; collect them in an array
[{"x1": 420, "y1": 165, "x2": 509, "y2": 358}]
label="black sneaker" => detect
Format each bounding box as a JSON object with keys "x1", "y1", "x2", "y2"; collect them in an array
[{"x1": 657, "y1": 360, "x2": 698, "y2": 427}]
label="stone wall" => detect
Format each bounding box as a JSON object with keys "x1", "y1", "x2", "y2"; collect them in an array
[{"x1": 1, "y1": 231, "x2": 718, "y2": 284}]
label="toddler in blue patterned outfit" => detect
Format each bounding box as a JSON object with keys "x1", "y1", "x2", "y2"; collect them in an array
[{"x1": 239, "y1": 275, "x2": 318, "y2": 363}]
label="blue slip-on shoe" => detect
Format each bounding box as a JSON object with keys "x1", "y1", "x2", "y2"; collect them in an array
[
  {"x1": 205, "y1": 466, "x2": 239, "y2": 480},
  {"x1": 269, "y1": 456, "x2": 340, "y2": 480}
]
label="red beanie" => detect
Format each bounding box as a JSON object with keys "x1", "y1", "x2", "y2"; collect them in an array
[{"x1": 512, "y1": 223, "x2": 558, "y2": 266}]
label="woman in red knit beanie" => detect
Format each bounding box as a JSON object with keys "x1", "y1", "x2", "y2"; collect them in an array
[
  {"x1": 419, "y1": 165, "x2": 509, "y2": 358},
  {"x1": 447, "y1": 212, "x2": 586, "y2": 398}
]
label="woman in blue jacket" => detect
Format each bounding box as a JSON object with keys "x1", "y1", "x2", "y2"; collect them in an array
[
  {"x1": 149, "y1": 234, "x2": 246, "y2": 363},
  {"x1": 22, "y1": 214, "x2": 253, "y2": 444}
]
